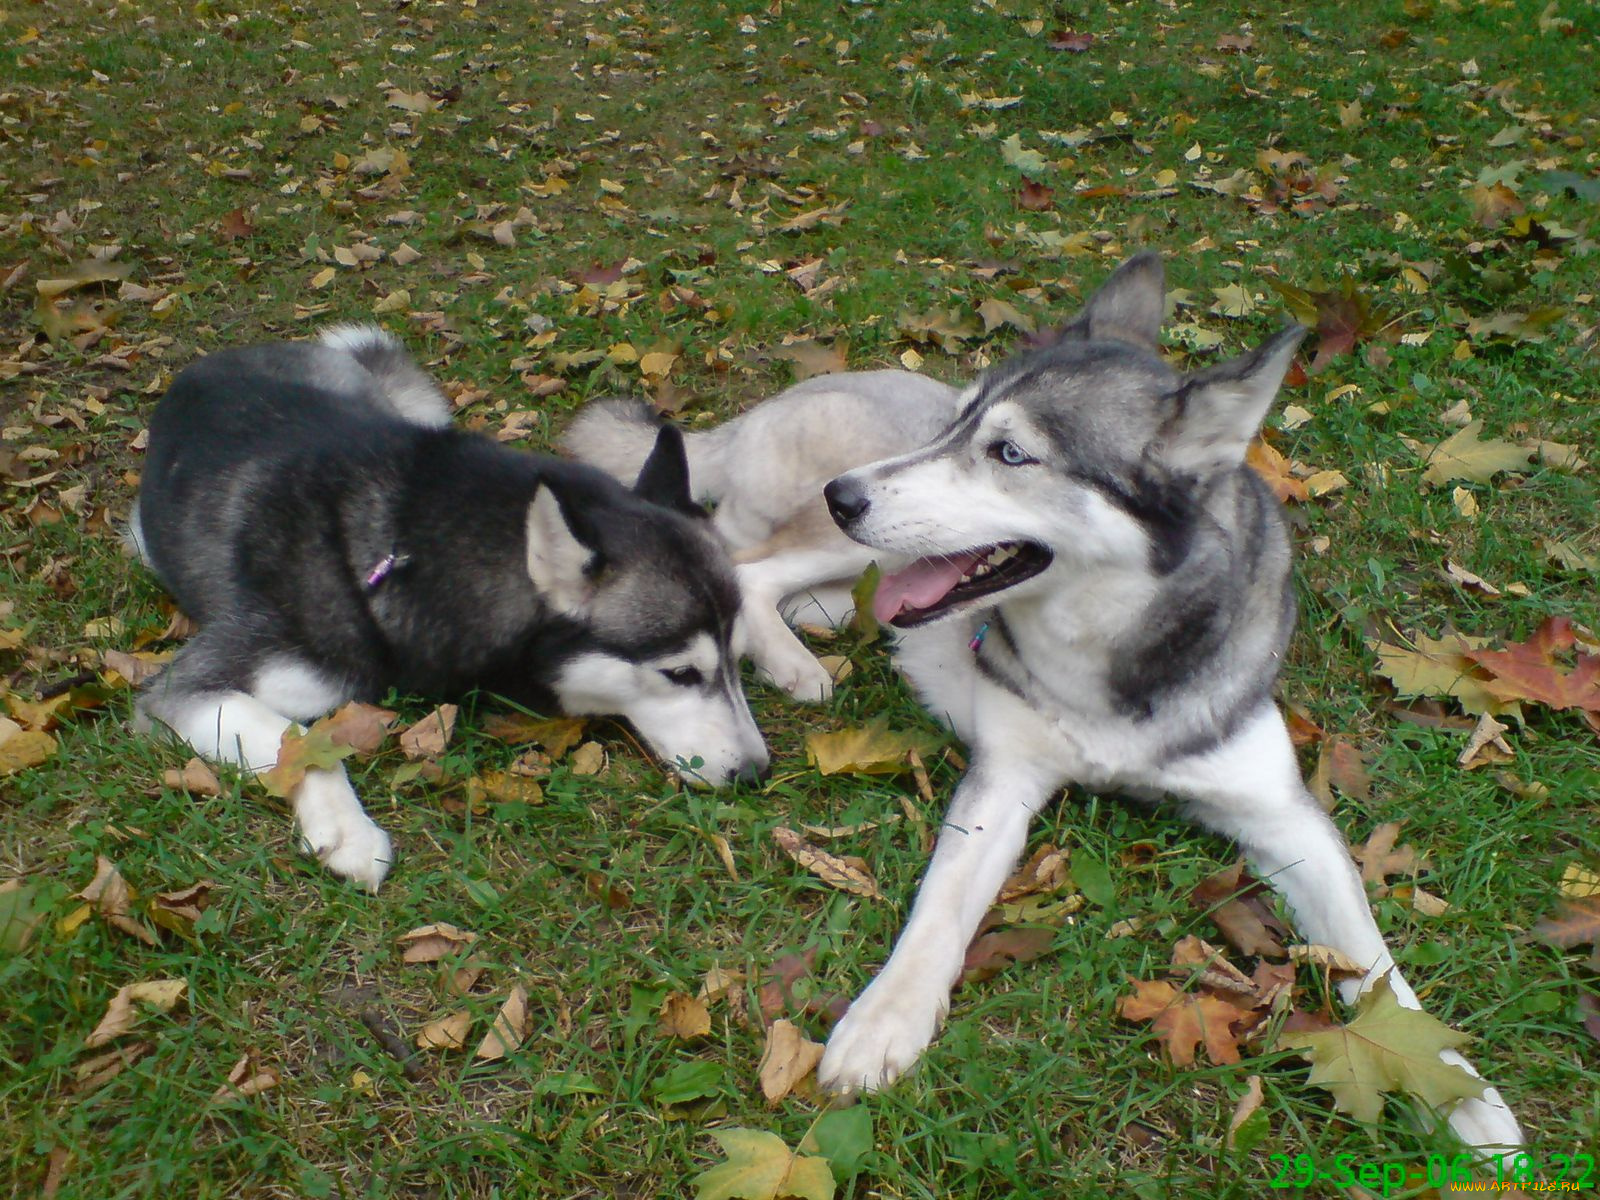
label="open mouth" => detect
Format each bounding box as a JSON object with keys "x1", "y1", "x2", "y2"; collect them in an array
[{"x1": 872, "y1": 541, "x2": 1053, "y2": 628}]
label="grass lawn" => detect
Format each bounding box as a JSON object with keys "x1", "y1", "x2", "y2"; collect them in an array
[{"x1": 2, "y1": 1, "x2": 1597, "y2": 1197}]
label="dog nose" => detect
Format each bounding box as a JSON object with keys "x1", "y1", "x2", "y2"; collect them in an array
[
  {"x1": 824, "y1": 477, "x2": 869, "y2": 526},
  {"x1": 733, "y1": 759, "x2": 771, "y2": 787}
]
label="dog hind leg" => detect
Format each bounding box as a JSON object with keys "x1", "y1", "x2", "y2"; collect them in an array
[
  {"x1": 734, "y1": 543, "x2": 875, "y2": 702},
  {"x1": 1164, "y1": 707, "x2": 1522, "y2": 1152}
]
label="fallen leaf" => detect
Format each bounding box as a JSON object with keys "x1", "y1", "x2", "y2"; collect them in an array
[
  {"x1": 416, "y1": 1008, "x2": 472, "y2": 1051},
  {"x1": 1226, "y1": 1075, "x2": 1265, "y2": 1148},
  {"x1": 1444, "y1": 560, "x2": 1501, "y2": 597},
  {"x1": 804, "y1": 720, "x2": 936, "y2": 776},
  {"x1": 1277, "y1": 976, "x2": 1486, "y2": 1123},
  {"x1": 1465, "y1": 617, "x2": 1600, "y2": 728},
  {"x1": 1016, "y1": 178, "x2": 1055, "y2": 211},
  {"x1": 569, "y1": 741, "x2": 606, "y2": 775},
  {"x1": 1117, "y1": 977, "x2": 1254, "y2": 1066},
  {"x1": 997, "y1": 843, "x2": 1070, "y2": 901},
  {"x1": 1191, "y1": 861, "x2": 1289, "y2": 959},
  {"x1": 699, "y1": 966, "x2": 745, "y2": 1003},
  {"x1": 75, "y1": 855, "x2": 157, "y2": 945},
  {"x1": 476, "y1": 983, "x2": 530, "y2": 1060},
  {"x1": 72, "y1": 1042, "x2": 152, "y2": 1094},
  {"x1": 99, "y1": 649, "x2": 169, "y2": 688},
  {"x1": 757, "y1": 1018, "x2": 824, "y2": 1102},
  {"x1": 1352, "y1": 822, "x2": 1426, "y2": 891},
  {"x1": 161, "y1": 757, "x2": 222, "y2": 796},
  {"x1": 1458, "y1": 712, "x2": 1514, "y2": 769},
  {"x1": 1319, "y1": 738, "x2": 1371, "y2": 803},
  {"x1": 1246, "y1": 439, "x2": 1309, "y2": 504},
  {"x1": 147, "y1": 880, "x2": 215, "y2": 939},
  {"x1": 1368, "y1": 631, "x2": 1520, "y2": 719},
  {"x1": 976, "y1": 296, "x2": 1037, "y2": 335},
  {"x1": 1286, "y1": 943, "x2": 1369, "y2": 976},
  {"x1": 0, "y1": 715, "x2": 56, "y2": 775},
  {"x1": 960, "y1": 925, "x2": 1057, "y2": 985},
  {"x1": 261, "y1": 702, "x2": 396, "y2": 797},
  {"x1": 480, "y1": 713, "x2": 586, "y2": 756},
  {"x1": 772, "y1": 826, "x2": 882, "y2": 899},
  {"x1": 399, "y1": 704, "x2": 457, "y2": 760},
  {"x1": 1532, "y1": 895, "x2": 1600, "y2": 956},
  {"x1": 1559, "y1": 863, "x2": 1600, "y2": 900},
  {"x1": 211, "y1": 1053, "x2": 279, "y2": 1101},
  {"x1": 0, "y1": 878, "x2": 51, "y2": 953},
  {"x1": 691, "y1": 1128, "x2": 835, "y2": 1200},
  {"x1": 659, "y1": 991, "x2": 712, "y2": 1040},
  {"x1": 398, "y1": 922, "x2": 478, "y2": 963},
  {"x1": 85, "y1": 978, "x2": 187, "y2": 1047},
  {"x1": 1405, "y1": 421, "x2": 1534, "y2": 487},
  {"x1": 772, "y1": 338, "x2": 848, "y2": 380}
]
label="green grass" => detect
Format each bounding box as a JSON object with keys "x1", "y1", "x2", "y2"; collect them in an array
[{"x1": 2, "y1": 0, "x2": 1598, "y2": 1196}]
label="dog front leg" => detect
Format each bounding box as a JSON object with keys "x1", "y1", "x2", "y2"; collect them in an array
[
  {"x1": 137, "y1": 682, "x2": 393, "y2": 892},
  {"x1": 817, "y1": 758, "x2": 1057, "y2": 1093},
  {"x1": 1167, "y1": 707, "x2": 1522, "y2": 1152}
]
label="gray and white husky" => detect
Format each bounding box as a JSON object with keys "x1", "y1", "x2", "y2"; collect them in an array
[
  {"x1": 130, "y1": 326, "x2": 767, "y2": 892},
  {"x1": 564, "y1": 253, "x2": 1522, "y2": 1150}
]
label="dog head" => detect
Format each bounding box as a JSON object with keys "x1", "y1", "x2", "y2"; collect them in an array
[
  {"x1": 526, "y1": 428, "x2": 769, "y2": 786},
  {"x1": 825, "y1": 252, "x2": 1305, "y2": 627}
]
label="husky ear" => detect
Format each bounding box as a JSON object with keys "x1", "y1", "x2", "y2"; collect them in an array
[
  {"x1": 526, "y1": 484, "x2": 597, "y2": 615},
  {"x1": 1163, "y1": 324, "x2": 1306, "y2": 475},
  {"x1": 633, "y1": 424, "x2": 703, "y2": 517},
  {"x1": 1039, "y1": 251, "x2": 1166, "y2": 351}
]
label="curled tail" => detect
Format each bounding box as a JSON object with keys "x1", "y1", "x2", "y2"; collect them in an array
[
  {"x1": 561, "y1": 398, "x2": 738, "y2": 502},
  {"x1": 317, "y1": 324, "x2": 451, "y2": 428}
]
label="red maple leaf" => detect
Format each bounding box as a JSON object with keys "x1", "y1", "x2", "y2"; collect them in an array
[{"x1": 1466, "y1": 617, "x2": 1600, "y2": 732}]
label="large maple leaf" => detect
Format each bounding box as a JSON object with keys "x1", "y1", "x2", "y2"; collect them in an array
[
  {"x1": 1276, "y1": 976, "x2": 1485, "y2": 1123},
  {"x1": 1465, "y1": 617, "x2": 1600, "y2": 732}
]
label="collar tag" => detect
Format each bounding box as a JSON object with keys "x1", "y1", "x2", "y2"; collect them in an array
[
  {"x1": 968, "y1": 621, "x2": 990, "y2": 653},
  {"x1": 364, "y1": 551, "x2": 412, "y2": 590}
]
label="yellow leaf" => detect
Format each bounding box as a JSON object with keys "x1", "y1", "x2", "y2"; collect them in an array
[
  {"x1": 805, "y1": 720, "x2": 936, "y2": 776},
  {"x1": 417, "y1": 1009, "x2": 472, "y2": 1051},
  {"x1": 309, "y1": 267, "x2": 337, "y2": 289},
  {"x1": 691, "y1": 1128, "x2": 835, "y2": 1200},
  {"x1": 1408, "y1": 421, "x2": 1533, "y2": 487},
  {"x1": 1277, "y1": 976, "x2": 1485, "y2": 1123},
  {"x1": 569, "y1": 741, "x2": 605, "y2": 775},
  {"x1": 1560, "y1": 863, "x2": 1600, "y2": 899},
  {"x1": 658, "y1": 991, "x2": 712, "y2": 1039},
  {"x1": 0, "y1": 716, "x2": 56, "y2": 775},
  {"x1": 475, "y1": 984, "x2": 530, "y2": 1060},
  {"x1": 85, "y1": 979, "x2": 188, "y2": 1048},
  {"x1": 772, "y1": 826, "x2": 882, "y2": 900},
  {"x1": 757, "y1": 1018, "x2": 824, "y2": 1103}
]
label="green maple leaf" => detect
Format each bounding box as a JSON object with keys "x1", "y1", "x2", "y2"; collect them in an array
[
  {"x1": 692, "y1": 1129, "x2": 835, "y2": 1200},
  {"x1": 1277, "y1": 976, "x2": 1487, "y2": 1124},
  {"x1": 259, "y1": 703, "x2": 394, "y2": 798}
]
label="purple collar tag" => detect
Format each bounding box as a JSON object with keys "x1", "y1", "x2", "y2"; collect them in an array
[{"x1": 364, "y1": 551, "x2": 412, "y2": 590}]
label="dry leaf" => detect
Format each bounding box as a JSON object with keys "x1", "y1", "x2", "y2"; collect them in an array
[
  {"x1": 772, "y1": 826, "x2": 882, "y2": 899},
  {"x1": 85, "y1": 979, "x2": 187, "y2": 1047},
  {"x1": 659, "y1": 991, "x2": 713, "y2": 1039},
  {"x1": 1226, "y1": 1075, "x2": 1265, "y2": 1148},
  {"x1": 0, "y1": 715, "x2": 57, "y2": 776},
  {"x1": 1353, "y1": 822, "x2": 1426, "y2": 891},
  {"x1": 398, "y1": 922, "x2": 478, "y2": 963},
  {"x1": 804, "y1": 721, "x2": 935, "y2": 776},
  {"x1": 1117, "y1": 977, "x2": 1254, "y2": 1066},
  {"x1": 75, "y1": 855, "x2": 157, "y2": 946},
  {"x1": 399, "y1": 704, "x2": 457, "y2": 760},
  {"x1": 1458, "y1": 712, "x2": 1514, "y2": 769},
  {"x1": 476, "y1": 983, "x2": 530, "y2": 1060},
  {"x1": 1287, "y1": 943, "x2": 1369, "y2": 975},
  {"x1": 417, "y1": 1008, "x2": 472, "y2": 1051},
  {"x1": 1405, "y1": 421, "x2": 1534, "y2": 487},
  {"x1": 480, "y1": 713, "x2": 586, "y2": 756},
  {"x1": 162, "y1": 757, "x2": 222, "y2": 796},
  {"x1": 212, "y1": 1054, "x2": 280, "y2": 1101},
  {"x1": 569, "y1": 741, "x2": 605, "y2": 775},
  {"x1": 757, "y1": 1018, "x2": 825, "y2": 1103},
  {"x1": 699, "y1": 966, "x2": 745, "y2": 1002}
]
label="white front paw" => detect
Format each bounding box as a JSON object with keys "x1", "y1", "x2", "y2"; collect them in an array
[
  {"x1": 295, "y1": 771, "x2": 393, "y2": 892},
  {"x1": 816, "y1": 976, "x2": 945, "y2": 1094},
  {"x1": 1439, "y1": 1050, "x2": 1523, "y2": 1153},
  {"x1": 759, "y1": 646, "x2": 835, "y2": 704}
]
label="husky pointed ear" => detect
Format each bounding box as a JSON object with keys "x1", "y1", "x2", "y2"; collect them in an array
[
  {"x1": 526, "y1": 484, "x2": 597, "y2": 615},
  {"x1": 633, "y1": 424, "x2": 702, "y2": 517},
  {"x1": 1039, "y1": 251, "x2": 1166, "y2": 351},
  {"x1": 1163, "y1": 324, "x2": 1307, "y2": 475}
]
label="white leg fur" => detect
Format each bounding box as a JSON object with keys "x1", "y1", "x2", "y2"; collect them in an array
[
  {"x1": 817, "y1": 755, "x2": 1062, "y2": 1092},
  {"x1": 734, "y1": 545, "x2": 878, "y2": 702},
  {"x1": 1166, "y1": 708, "x2": 1522, "y2": 1152},
  {"x1": 140, "y1": 686, "x2": 392, "y2": 892}
]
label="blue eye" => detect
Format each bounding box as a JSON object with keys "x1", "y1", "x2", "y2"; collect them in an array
[{"x1": 992, "y1": 440, "x2": 1032, "y2": 466}]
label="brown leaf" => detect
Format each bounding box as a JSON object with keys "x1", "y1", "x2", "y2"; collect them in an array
[
  {"x1": 658, "y1": 991, "x2": 712, "y2": 1039},
  {"x1": 148, "y1": 880, "x2": 215, "y2": 938},
  {"x1": 772, "y1": 826, "x2": 883, "y2": 899},
  {"x1": 398, "y1": 922, "x2": 478, "y2": 963},
  {"x1": 997, "y1": 843, "x2": 1069, "y2": 902},
  {"x1": 211, "y1": 1053, "x2": 279, "y2": 1101},
  {"x1": 399, "y1": 704, "x2": 457, "y2": 760},
  {"x1": 1225, "y1": 1075, "x2": 1264, "y2": 1148},
  {"x1": 217, "y1": 207, "x2": 255, "y2": 241},
  {"x1": 1457, "y1": 712, "x2": 1514, "y2": 769},
  {"x1": 162, "y1": 757, "x2": 222, "y2": 796},
  {"x1": 757, "y1": 1018, "x2": 824, "y2": 1103},
  {"x1": 1191, "y1": 861, "x2": 1289, "y2": 959},
  {"x1": 699, "y1": 966, "x2": 745, "y2": 1003},
  {"x1": 480, "y1": 713, "x2": 586, "y2": 756},
  {"x1": 1046, "y1": 29, "x2": 1096, "y2": 51},
  {"x1": 772, "y1": 338, "x2": 848, "y2": 380},
  {"x1": 1246, "y1": 439, "x2": 1309, "y2": 504},
  {"x1": 75, "y1": 855, "x2": 158, "y2": 946},
  {"x1": 1466, "y1": 616, "x2": 1600, "y2": 723},
  {"x1": 476, "y1": 983, "x2": 530, "y2": 1060},
  {"x1": 960, "y1": 925, "x2": 1057, "y2": 985},
  {"x1": 0, "y1": 716, "x2": 57, "y2": 776},
  {"x1": 85, "y1": 979, "x2": 187, "y2": 1048},
  {"x1": 416, "y1": 1008, "x2": 472, "y2": 1051},
  {"x1": 1016, "y1": 179, "x2": 1056, "y2": 211},
  {"x1": 73, "y1": 1042, "x2": 153, "y2": 1094},
  {"x1": 1533, "y1": 896, "x2": 1600, "y2": 954},
  {"x1": 1352, "y1": 822, "x2": 1425, "y2": 891},
  {"x1": 100, "y1": 649, "x2": 170, "y2": 688},
  {"x1": 757, "y1": 948, "x2": 817, "y2": 1022},
  {"x1": 1319, "y1": 738, "x2": 1370, "y2": 803},
  {"x1": 1117, "y1": 978, "x2": 1253, "y2": 1066}
]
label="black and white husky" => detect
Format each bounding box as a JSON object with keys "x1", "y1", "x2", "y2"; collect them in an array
[
  {"x1": 129, "y1": 326, "x2": 767, "y2": 891},
  {"x1": 564, "y1": 254, "x2": 1522, "y2": 1151}
]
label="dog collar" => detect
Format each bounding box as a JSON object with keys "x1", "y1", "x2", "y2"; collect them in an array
[{"x1": 364, "y1": 549, "x2": 413, "y2": 590}]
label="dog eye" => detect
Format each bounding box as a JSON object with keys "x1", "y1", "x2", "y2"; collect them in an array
[
  {"x1": 661, "y1": 665, "x2": 704, "y2": 686},
  {"x1": 990, "y1": 440, "x2": 1033, "y2": 466}
]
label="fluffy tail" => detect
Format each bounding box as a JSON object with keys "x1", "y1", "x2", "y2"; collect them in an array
[
  {"x1": 561, "y1": 398, "x2": 738, "y2": 502},
  {"x1": 318, "y1": 324, "x2": 451, "y2": 428}
]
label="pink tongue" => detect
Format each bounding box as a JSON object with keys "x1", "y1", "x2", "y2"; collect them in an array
[{"x1": 873, "y1": 552, "x2": 986, "y2": 623}]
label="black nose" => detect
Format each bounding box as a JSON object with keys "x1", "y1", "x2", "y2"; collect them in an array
[
  {"x1": 734, "y1": 759, "x2": 771, "y2": 787},
  {"x1": 824, "y1": 477, "x2": 869, "y2": 527}
]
